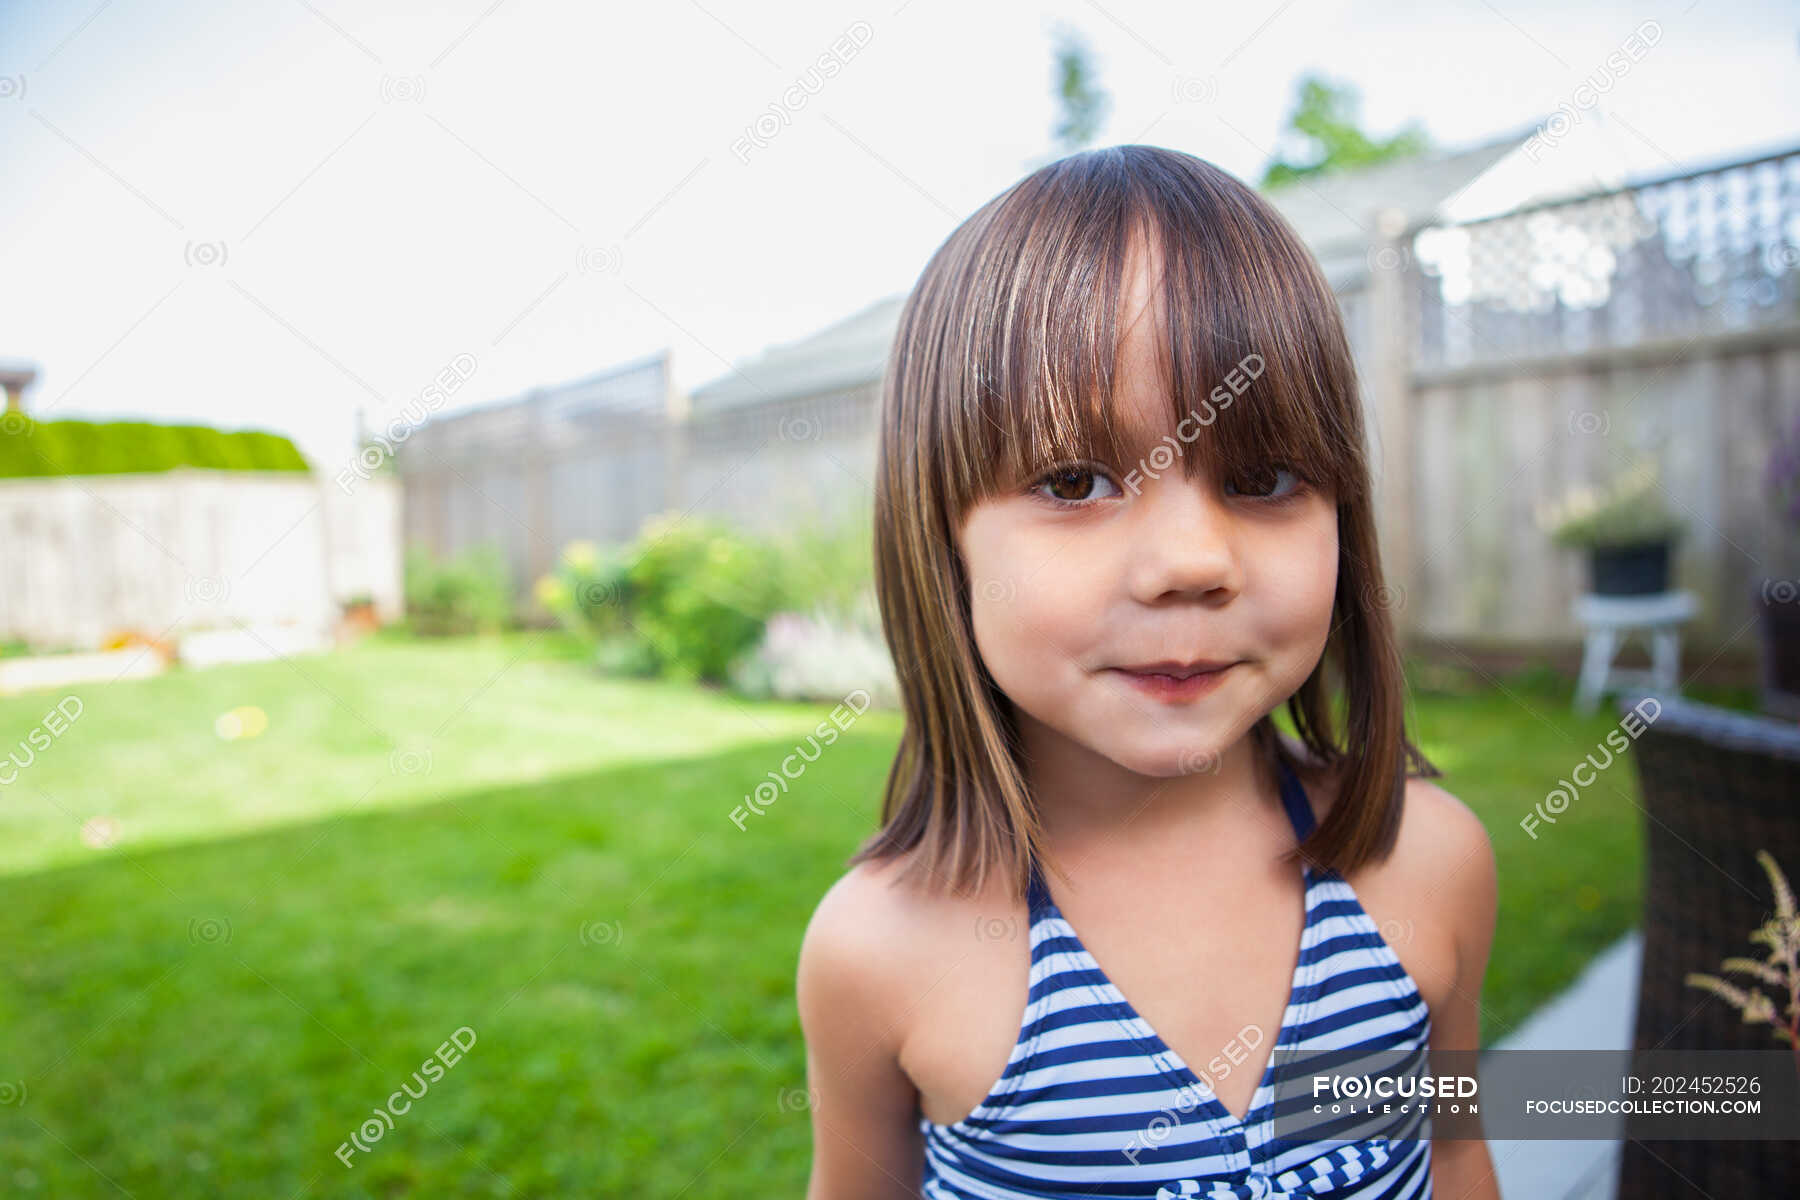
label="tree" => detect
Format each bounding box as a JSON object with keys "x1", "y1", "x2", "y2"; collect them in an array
[
  {"x1": 1050, "y1": 26, "x2": 1108, "y2": 154},
  {"x1": 1261, "y1": 75, "x2": 1430, "y2": 189}
]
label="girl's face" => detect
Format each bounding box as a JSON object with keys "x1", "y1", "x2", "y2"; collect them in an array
[{"x1": 954, "y1": 238, "x2": 1340, "y2": 781}]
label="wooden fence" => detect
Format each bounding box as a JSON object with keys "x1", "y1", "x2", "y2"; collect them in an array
[
  {"x1": 0, "y1": 470, "x2": 402, "y2": 649},
  {"x1": 1376, "y1": 147, "x2": 1800, "y2": 653}
]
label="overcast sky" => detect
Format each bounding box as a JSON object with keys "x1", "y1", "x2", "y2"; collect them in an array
[{"x1": 0, "y1": 0, "x2": 1794, "y2": 467}]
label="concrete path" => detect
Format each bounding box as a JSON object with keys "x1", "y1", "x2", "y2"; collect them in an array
[{"x1": 1483, "y1": 929, "x2": 1641, "y2": 1199}]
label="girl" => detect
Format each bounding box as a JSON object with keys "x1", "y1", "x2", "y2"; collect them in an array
[{"x1": 797, "y1": 145, "x2": 1498, "y2": 1199}]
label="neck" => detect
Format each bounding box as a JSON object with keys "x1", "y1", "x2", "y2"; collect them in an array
[{"x1": 1017, "y1": 713, "x2": 1288, "y2": 862}]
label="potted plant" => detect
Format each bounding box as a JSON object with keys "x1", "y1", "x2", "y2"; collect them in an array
[
  {"x1": 1758, "y1": 410, "x2": 1800, "y2": 719},
  {"x1": 1537, "y1": 458, "x2": 1686, "y2": 596},
  {"x1": 340, "y1": 593, "x2": 379, "y2": 636}
]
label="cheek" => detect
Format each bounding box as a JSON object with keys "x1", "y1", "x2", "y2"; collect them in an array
[
  {"x1": 1252, "y1": 513, "x2": 1339, "y2": 652},
  {"x1": 958, "y1": 515, "x2": 1096, "y2": 690},
  {"x1": 964, "y1": 553, "x2": 1068, "y2": 683}
]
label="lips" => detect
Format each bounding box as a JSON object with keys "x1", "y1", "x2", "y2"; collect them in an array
[
  {"x1": 1112, "y1": 659, "x2": 1238, "y2": 679},
  {"x1": 1107, "y1": 660, "x2": 1239, "y2": 702}
]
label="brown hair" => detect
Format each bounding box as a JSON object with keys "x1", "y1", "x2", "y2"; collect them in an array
[{"x1": 851, "y1": 144, "x2": 1437, "y2": 901}]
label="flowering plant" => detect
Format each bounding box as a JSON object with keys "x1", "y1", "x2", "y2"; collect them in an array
[
  {"x1": 729, "y1": 590, "x2": 899, "y2": 708},
  {"x1": 1686, "y1": 849, "x2": 1800, "y2": 1071},
  {"x1": 1535, "y1": 457, "x2": 1685, "y2": 549}
]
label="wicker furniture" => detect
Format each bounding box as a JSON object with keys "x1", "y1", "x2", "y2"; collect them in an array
[
  {"x1": 1617, "y1": 690, "x2": 1800, "y2": 1196},
  {"x1": 1756, "y1": 582, "x2": 1800, "y2": 721}
]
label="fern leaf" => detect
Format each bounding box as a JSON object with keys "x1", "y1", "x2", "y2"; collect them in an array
[
  {"x1": 1757, "y1": 850, "x2": 1797, "y2": 927},
  {"x1": 1721, "y1": 956, "x2": 1788, "y2": 986},
  {"x1": 1687, "y1": 972, "x2": 1754, "y2": 1010},
  {"x1": 1687, "y1": 973, "x2": 1777, "y2": 1025}
]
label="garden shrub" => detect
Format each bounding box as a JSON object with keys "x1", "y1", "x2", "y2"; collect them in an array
[
  {"x1": 535, "y1": 508, "x2": 891, "y2": 690},
  {"x1": 537, "y1": 516, "x2": 794, "y2": 684},
  {"x1": 624, "y1": 515, "x2": 788, "y2": 683},
  {"x1": 404, "y1": 544, "x2": 513, "y2": 636},
  {"x1": 764, "y1": 504, "x2": 875, "y2": 624}
]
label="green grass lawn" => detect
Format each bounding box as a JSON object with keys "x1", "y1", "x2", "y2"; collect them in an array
[{"x1": 0, "y1": 633, "x2": 1737, "y2": 1196}]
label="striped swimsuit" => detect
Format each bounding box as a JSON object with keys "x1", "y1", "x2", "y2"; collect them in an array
[{"x1": 919, "y1": 756, "x2": 1434, "y2": 1198}]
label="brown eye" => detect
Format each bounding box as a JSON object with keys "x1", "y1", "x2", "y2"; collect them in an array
[
  {"x1": 1224, "y1": 464, "x2": 1301, "y2": 499},
  {"x1": 1032, "y1": 465, "x2": 1121, "y2": 505}
]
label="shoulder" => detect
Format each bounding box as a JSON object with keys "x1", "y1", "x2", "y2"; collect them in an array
[
  {"x1": 1286, "y1": 743, "x2": 1497, "y2": 986},
  {"x1": 797, "y1": 850, "x2": 989, "y2": 1046},
  {"x1": 797, "y1": 857, "x2": 910, "y2": 1020},
  {"x1": 1394, "y1": 776, "x2": 1497, "y2": 913},
  {"x1": 1281, "y1": 734, "x2": 1493, "y2": 894}
]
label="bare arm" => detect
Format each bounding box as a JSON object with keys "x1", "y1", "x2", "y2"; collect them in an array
[
  {"x1": 797, "y1": 870, "x2": 925, "y2": 1199},
  {"x1": 1418, "y1": 782, "x2": 1501, "y2": 1200}
]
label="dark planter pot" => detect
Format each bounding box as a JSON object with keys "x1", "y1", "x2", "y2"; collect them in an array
[
  {"x1": 1588, "y1": 541, "x2": 1671, "y2": 596},
  {"x1": 1755, "y1": 580, "x2": 1800, "y2": 719}
]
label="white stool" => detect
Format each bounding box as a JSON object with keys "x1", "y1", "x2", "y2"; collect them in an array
[{"x1": 1572, "y1": 590, "x2": 1697, "y2": 715}]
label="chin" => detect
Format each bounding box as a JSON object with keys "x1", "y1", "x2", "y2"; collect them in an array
[{"x1": 1101, "y1": 741, "x2": 1229, "y2": 780}]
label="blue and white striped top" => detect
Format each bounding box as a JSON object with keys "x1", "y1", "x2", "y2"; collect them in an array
[{"x1": 919, "y1": 756, "x2": 1434, "y2": 1198}]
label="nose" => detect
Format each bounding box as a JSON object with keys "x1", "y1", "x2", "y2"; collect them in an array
[{"x1": 1123, "y1": 474, "x2": 1242, "y2": 604}]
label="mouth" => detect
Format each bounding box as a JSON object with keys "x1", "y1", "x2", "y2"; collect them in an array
[
  {"x1": 1106, "y1": 660, "x2": 1241, "y2": 701},
  {"x1": 1113, "y1": 659, "x2": 1237, "y2": 679}
]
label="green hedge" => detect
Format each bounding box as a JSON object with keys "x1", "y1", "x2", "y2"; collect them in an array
[{"x1": 0, "y1": 418, "x2": 309, "y2": 478}]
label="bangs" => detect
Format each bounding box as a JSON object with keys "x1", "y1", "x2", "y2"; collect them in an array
[{"x1": 896, "y1": 145, "x2": 1367, "y2": 520}]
